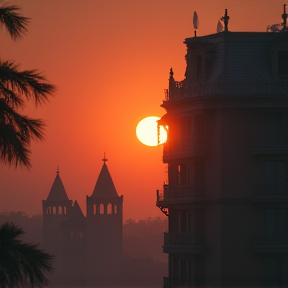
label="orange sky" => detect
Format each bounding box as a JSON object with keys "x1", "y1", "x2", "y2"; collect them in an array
[{"x1": 0, "y1": 0, "x2": 285, "y2": 220}]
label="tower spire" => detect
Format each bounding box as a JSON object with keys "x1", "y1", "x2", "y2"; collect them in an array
[{"x1": 102, "y1": 152, "x2": 108, "y2": 164}]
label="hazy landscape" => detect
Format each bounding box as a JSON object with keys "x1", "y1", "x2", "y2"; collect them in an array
[{"x1": 0, "y1": 212, "x2": 167, "y2": 287}]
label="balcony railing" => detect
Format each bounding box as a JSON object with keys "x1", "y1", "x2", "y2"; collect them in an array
[
  {"x1": 164, "y1": 232, "x2": 205, "y2": 246},
  {"x1": 254, "y1": 184, "x2": 288, "y2": 197},
  {"x1": 254, "y1": 233, "x2": 288, "y2": 245},
  {"x1": 163, "y1": 138, "x2": 206, "y2": 153},
  {"x1": 157, "y1": 185, "x2": 204, "y2": 202},
  {"x1": 253, "y1": 134, "x2": 288, "y2": 147},
  {"x1": 167, "y1": 80, "x2": 288, "y2": 100},
  {"x1": 163, "y1": 277, "x2": 203, "y2": 288}
]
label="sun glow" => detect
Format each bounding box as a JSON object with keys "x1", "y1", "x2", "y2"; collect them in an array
[{"x1": 136, "y1": 116, "x2": 167, "y2": 147}]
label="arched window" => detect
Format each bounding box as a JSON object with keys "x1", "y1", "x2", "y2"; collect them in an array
[
  {"x1": 93, "y1": 204, "x2": 97, "y2": 215},
  {"x1": 52, "y1": 206, "x2": 57, "y2": 214},
  {"x1": 58, "y1": 206, "x2": 63, "y2": 214},
  {"x1": 99, "y1": 204, "x2": 104, "y2": 214},
  {"x1": 107, "y1": 203, "x2": 112, "y2": 214},
  {"x1": 114, "y1": 204, "x2": 117, "y2": 214}
]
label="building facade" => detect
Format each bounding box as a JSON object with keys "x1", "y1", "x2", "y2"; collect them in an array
[
  {"x1": 156, "y1": 8, "x2": 288, "y2": 288},
  {"x1": 42, "y1": 158, "x2": 123, "y2": 286}
]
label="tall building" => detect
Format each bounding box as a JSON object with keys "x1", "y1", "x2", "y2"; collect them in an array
[
  {"x1": 42, "y1": 158, "x2": 123, "y2": 286},
  {"x1": 156, "y1": 7, "x2": 288, "y2": 288}
]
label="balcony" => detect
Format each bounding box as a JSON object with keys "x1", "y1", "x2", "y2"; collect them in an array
[
  {"x1": 163, "y1": 232, "x2": 206, "y2": 254},
  {"x1": 166, "y1": 80, "x2": 288, "y2": 101},
  {"x1": 156, "y1": 185, "x2": 204, "y2": 206},
  {"x1": 254, "y1": 233, "x2": 288, "y2": 253},
  {"x1": 163, "y1": 277, "x2": 204, "y2": 288},
  {"x1": 253, "y1": 134, "x2": 288, "y2": 154},
  {"x1": 254, "y1": 184, "x2": 288, "y2": 202},
  {"x1": 163, "y1": 138, "x2": 206, "y2": 162}
]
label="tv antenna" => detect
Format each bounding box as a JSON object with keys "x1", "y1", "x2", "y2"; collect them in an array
[{"x1": 193, "y1": 11, "x2": 199, "y2": 37}]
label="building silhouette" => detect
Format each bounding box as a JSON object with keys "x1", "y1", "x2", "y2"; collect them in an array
[
  {"x1": 42, "y1": 158, "x2": 123, "y2": 286},
  {"x1": 156, "y1": 7, "x2": 288, "y2": 288}
]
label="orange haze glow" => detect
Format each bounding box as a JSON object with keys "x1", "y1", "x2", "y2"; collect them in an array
[{"x1": 1, "y1": 0, "x2": 285, "y2": 220}]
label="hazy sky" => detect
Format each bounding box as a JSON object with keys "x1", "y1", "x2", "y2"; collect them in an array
[{"x1": 1, "y1": 0, "x2": 285, "y2": 220}]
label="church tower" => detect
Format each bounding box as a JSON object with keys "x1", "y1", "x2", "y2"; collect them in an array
[
  {"x1": 86, "y1": 156, "x2": 123, "y2": 285},
  {"x1": 42, "y1": 168, "x2": 73, "y2": 282}
]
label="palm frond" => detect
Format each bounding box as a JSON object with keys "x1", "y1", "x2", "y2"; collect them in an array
[
  {"x1": 0, "y1": 4, "x2": 30, "y2": 40},
  {"x1": 0, "y1": 60, "x2": 56, "y2": 106},
  {"x1": 0, "y1": 98, "x2": 45, "y2": 168},
  {"x1": 0, "y1": 222, "x2": 53, "y2": 288}
]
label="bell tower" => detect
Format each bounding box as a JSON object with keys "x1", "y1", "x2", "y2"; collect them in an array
[
  {"x1": 86, "y1": 156, "x2": 123, "y2": 285},
  {"x1": 42, "y1": 168, "x2": 73, "y2": 282}
]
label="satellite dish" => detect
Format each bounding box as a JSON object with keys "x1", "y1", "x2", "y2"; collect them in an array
[
  {"x1": 217, "y1": 20, "x2": 223, "y2": 33},
  {"x1": 193, "y1": 11, "x2": 199, "y2": 30}
]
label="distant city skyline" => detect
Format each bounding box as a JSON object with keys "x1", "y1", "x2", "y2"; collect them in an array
[{"x1": 1, "y1": 0, "x2": 286, "y2": 220}]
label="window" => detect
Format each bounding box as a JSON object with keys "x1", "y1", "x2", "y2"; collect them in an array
[
  {"x1": 196, "y1": 55, "x2": 203, "y2": 80},
  {"x1": 265, "y1": 258, "x2": 288, "y2": 286},
  {"x1": 179, "y1": 211, "x2": 189, "y2": 233},
  {"x1": 194, "y1": 255, "x2": 205, "y2": 285},
  {"x1": 180, "y1": 118, "x2": 192, "y2": 139},
  {"x1": 194, "y1": 114, "x2": 205, "y2": 148},
  {"x1": 58, "y1": 206, "x2": 62, "y2": 214},
  {"x1": 107, "y1": 203, "x2": 112, "y2": 214},
  {"x1": 265, "y1": 161, "x2": 287, "y2": 184},
  {"x1": 194, "y1": 162, "x2": 205, "y2": 195},
  {"x1": 265, "y1": 209, "x2": 288, "y2": 233},
  {"x1": 178, "y1": 164, "x2": 190, "y2": 186},
  {"x1": 193, "y1": 208, "x2": 205, "y2": 236},
  {"x1": 277, "y1": 51, "x2": 288, "y2": 76},
  {"x1": 266, "y1": 114, "x2": 283, "y2": 134},
  {"x1": 93, "y1": 204, "x2": 97, "y2": 215},
  {"x1": 169, "y1": 164, "x2": 179, "y2": 186},
  {"x1": 114, "y1": 205, "x2": 117, "y2": 214},
  {"x1": 178, "y1": 209, "x2": 205, "y2": 235},
  {"x1": 99, "y1": 204, "x2": 104, "y2": 214}
]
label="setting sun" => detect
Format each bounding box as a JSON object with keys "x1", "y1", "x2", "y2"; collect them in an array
[{"x1": 136, "y1": 116, "x2": 167, "y2": 146}]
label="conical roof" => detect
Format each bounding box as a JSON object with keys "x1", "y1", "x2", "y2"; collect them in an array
[
  {"x1": 91, "y1": 160, "x2": 119, "y2": 198},
  {"x1": 46, "y1": 170, "x2": 70, "y2": 202}
]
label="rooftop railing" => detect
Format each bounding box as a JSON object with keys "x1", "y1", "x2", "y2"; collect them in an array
[
  {"x1": 167, "y1": 80, "x2": 288, "y2": 100},
  {"x1": 164, "y1": 232, "x2": 205, "y2": 246}
]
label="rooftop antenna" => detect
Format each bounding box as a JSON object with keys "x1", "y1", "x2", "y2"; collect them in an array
[
  {"x1": 282, "y1": 4, "x2": 287, "y2": 31},
  {"x1": 221, "y1": 9, "x2": 230, "y2": 32},
  {"x1": 217, "y1": 20, "x2": 224, "y2": 33},
  {"x1": 193, "y1": 11, "x2": 199, "y2": 37}
]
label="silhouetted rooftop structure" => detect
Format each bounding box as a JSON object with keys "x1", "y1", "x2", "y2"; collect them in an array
[
  {"x1": 42, "y1": 157, "x2": 123, "y2": 286},
  {"x1": 46, "y1": 169, "x2": 70, "y2": 202},
  {"x1": 91, "y1": 158, "x2": 119, "y2": 198},
  {"x1": 156, "y1": 6, "x2": 288, "y2": 288}
]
